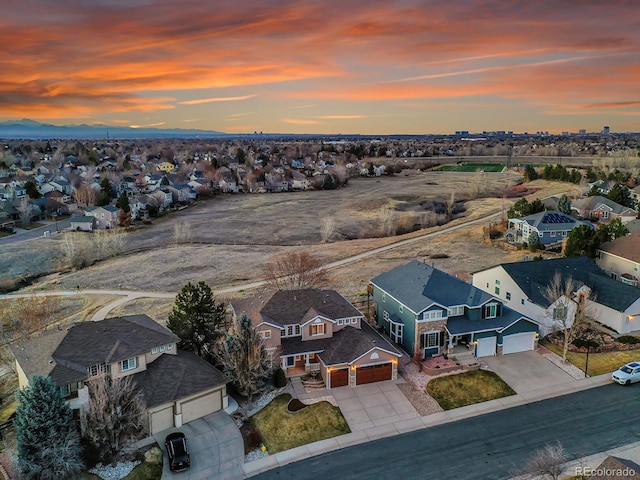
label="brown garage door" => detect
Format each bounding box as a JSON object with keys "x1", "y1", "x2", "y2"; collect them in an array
[
  {"x1": 356, "y1": 363, "x2": 392, "y2": 385},
  {"x1": 330, "y1": 368, "x2": 349, "y2": 388}
]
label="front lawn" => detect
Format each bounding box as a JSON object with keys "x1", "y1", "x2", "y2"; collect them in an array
[
  {"x1": 427, "y1": 370, "x2": 515, "y2": 410},
  {"x1": 541, "y1": 339, "x2": 640, "y2": 376},
  {"x1": 251, "y1": 394, "x2": 350, "y2": 454}
]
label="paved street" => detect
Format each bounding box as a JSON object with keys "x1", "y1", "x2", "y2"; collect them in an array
[{"x1": 250, "y1": 383, "x2": 638, "y2": 480}]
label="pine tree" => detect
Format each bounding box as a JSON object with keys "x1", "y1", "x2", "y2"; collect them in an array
[
  {"x1": 14, "y1": 376, "x2": 84, "y2": 479},
  {"x1": 220, "y1": 314, "x2": 270, "y2": 409},
  {"x1": 557, "y1": 194, "x2": 571, "y2": 215},
  {"x1": 167, "y1": 281, "x2": 226, "y2": 361},
  {"x1": 115, "y1": 191, "x2": 130, "y2": 213}
]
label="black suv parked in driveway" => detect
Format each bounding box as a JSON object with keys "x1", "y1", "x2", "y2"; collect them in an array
[{"x1": 165, "y1": 432, "x2": 190, "y2": 472}]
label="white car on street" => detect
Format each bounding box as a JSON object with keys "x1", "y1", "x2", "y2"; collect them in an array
[{"x1": 611, "y1": 362, "x2": 640, "y2": 385}]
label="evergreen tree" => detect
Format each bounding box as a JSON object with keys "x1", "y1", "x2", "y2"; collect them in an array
[
  {"x1": 96, "y1": 178, "x2": 113, "y2": 206},
  {"x1": 606, "y1": 218, "x2": 628, "y2": 241},
  {"x1": 220, "y1": 314, "x2": 270, "y2": 409},
  {"x1": 14, "y1": 376, "x2": 84, "y2": 479},
  {"x1": 557, "y1": 194, "x2": 571, "y2": 215},
  {"x1": 24, "y1": 180, "x2": 41, "y2": 199},
  {"x1": 564, "y1": 224, "x2": 596, "y2": 257},
  {"x1": 115, "y1": 191, "x2": 130, "y2": 213},
  {"x1": 528, "y1": 231, "x2": 542, "y2": 252},
  {"x1": 523, "y1": 165, "x2": 538, "y2": 181},
  {"x1": 587, "y1": 185, "x2": 600, "y2": 197},
  {"x1": 167, "y1": 281, "x2": 226, "y2": 361},
  {"x1": 606, "y1": 183, "x2": 633, "y2": 208}
]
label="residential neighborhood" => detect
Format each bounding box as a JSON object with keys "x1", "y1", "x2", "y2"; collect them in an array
[{"x1": 0, "y1": 136, "x2": 639, "y2": 480}]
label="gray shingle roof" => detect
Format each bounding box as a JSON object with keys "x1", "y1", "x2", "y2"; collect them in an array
[
  {"x1": 12, "y1": 315, "x2": 179, "y2": 386},
  {"x1": 370, "y1": 260, "x2": 494, "y2": 313},
  {"x1": 231, "y1": 289, "x2": 363, "y2": 327},
  {"x1": 572, "y1": 195, "x2": 636, "y2": 216},
  {"x1": 500, "y1": 257, "x2": 640, "y2": 311},
  {"x1": 513, "y1": 210, "x2": 584, "y2": 232},
  {"x1": 446, "y1": 309, "x2": 533, "y2": 335},
  {"x1": 280, "y1": 321, "x2": 401, "y2": 365},
  {"x1": 132, "y1": 350, "x2": 226, "y2": 408}
]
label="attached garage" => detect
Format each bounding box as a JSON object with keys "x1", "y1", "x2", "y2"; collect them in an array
[
  {"x1": 356, "y1": 363, "x2": 392, "y2": 385},
  {"x1": 330, "y1": 368, "x2": 349, "y2": 388},
  {"x1": 150, "y1": 405, "x2": 174, "y2": 434},
  {"x1": 181, "y1": 389, "x2": 223, "y2": 424},
  {"x1": 502, "y1": 332, "x2": 536, "y2": 355},
  {"x1": 475, "y1": 336, "x2": 497, "y2": 358}
]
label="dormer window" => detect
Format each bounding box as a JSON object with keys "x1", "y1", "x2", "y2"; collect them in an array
[
  {"x1": 160, "y1": 345, "x2": 166, "y2": 352},
  {"x1": 151, "y1": 347, "x2": 158, "y2": 355},
  {"x1": 483, "y1": 303, "x2": 499, "y2": 319},
  {"x1": 86, "y1": 364, "x2": 110, "y2": 377},
  {"x1": 121, "y1": 357, "x2": 137, "y2": 372},
  {"x1": 311, "y1": 324, "x2": 325, "y2": 336}
]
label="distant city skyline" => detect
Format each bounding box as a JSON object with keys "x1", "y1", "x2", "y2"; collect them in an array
[{"x1": 3, "y1": 1, "x2": 639, "y2": 135}]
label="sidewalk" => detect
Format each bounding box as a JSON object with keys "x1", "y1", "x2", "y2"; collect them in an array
[{"x1": 241, "y1": 373, "x2": 613, "y2": 478}]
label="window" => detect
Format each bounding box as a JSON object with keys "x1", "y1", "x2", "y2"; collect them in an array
[
  {"x1": 87, "y1": 364, "x2": 110, "y2": 377},
  {"x1": 550, "y1": 231, "x2": 556, "y2": 237},
  {"x1": 151, "y1": 347, "x2": 158, "y2": 355},
  {"x1": 121, "y1": 357, "x2": 137, "y2": 372},
  {"x1": 167, "y1": 343, "x2": 173, "y2": 350},
  {"x1": 494, "y1": 286, "x2": 500, "y2": 295},
  {"x1": 287, "y1": 325, "x2": 294, "y2": 336},
  {"x1": 337, "y1": 319, "x2": 344, "y2": 326},
  {"x1": 553, "y1": 304, "x2": 567, "y2": 320},
  {"x1": 483, "y1": 303, "x2": 498, "y2": 319},
  {"x1": 383, "y1": 310, "x2": 389, "y2": 321},
  {"x1": 259, "y1": 330, "x2": 271, "y2": 339},
  {"x1": 495, "y1": 279, "x2": 500, "y2": 285},
  {"x1": 351, "y1": 318, "x2": 357, "y2": 324},
  {"x1": 295, "y1": 325, "x2": 300, "y2": 335},
  {"x1": 382, "y1": 293, "x2": 386, "y2": 302},
  {"x1": 562, "y1": 231, "x2": 567, "y2": 237},
  {"x1": 389, "y1": 320, "x2": 403, "y2": 344},
  {"x1": 159, "y1": 345, "x2": 166, "y2": 352},
  {"x1": 448, "y1": 306, "x2": 464, "y2": 317},
  {"x1": 311, "y1": 324, "x2": 325, "y2": 336},
  {"x1": 399, "y1": 304, "x2": 403, "y2": 313},
  {"x1": 59, "y1": 385, "x2": 71, "y2": 397},
  {"x1": 422, "y1": 310, "x2": 443, "y2": 320},
  {"x1": 425, "y1": 332, "x2": 439, "y2": 348},
  {"x1": 506, "y1": 292, "x2": 511, "y2": 301}
]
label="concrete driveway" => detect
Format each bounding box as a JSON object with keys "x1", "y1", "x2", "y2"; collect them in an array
[
  {"x1": 154, "y1": 411, "x2": 244, "y2": 480},
  {"x1": 330, "y1": 380, "x2": 420, "y2": 432},
  {"x1": 480, "y1": 350, "x2": 575, "y2": 394}
]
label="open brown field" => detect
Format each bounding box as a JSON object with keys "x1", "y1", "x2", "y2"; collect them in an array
[{"x1": 4, "y1": 173, "x2": 573, "y2": 307}]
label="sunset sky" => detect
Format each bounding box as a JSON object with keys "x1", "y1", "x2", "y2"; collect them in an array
[{"x1": 2, "y1": 0, "x2": 639, "y2": 135}]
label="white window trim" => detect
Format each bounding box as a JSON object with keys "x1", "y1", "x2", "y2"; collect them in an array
[
  {"x1": 389, "y1": 318, "x2": 403, "y2": 344},
  {"x1": 151, "y1": 347, "x2": 158, "y2": 355},
  {"x1": 351, "y1": 318, "x2": 357, "y2": 324},
  {"x1": 311, "y1": 324, "x2": 325, "y2": 336},
  {"x1": 424, "y1": 331, "x2": 439, "y2": 348},
  {"x1": 259, "y1": 330, "x2": 271, "y2": 339},
  {"x1": 422, "y1": 310, "x2": 443, "y2": 320},
  {"x1": 399, "y1": 304, "x2": 404, "y2": 313},
  {"x1": 121, "y1": 357, "x2": 137, "y2": 372},
  {"x1": 484, "y1": 303, "x2": 498, "y2": 319},
  {"x1": 159, "y1": 345, "x2": 166, "y2": 352},
  {"x1": 448, "y1": 306, "x2": 464, "y2": 317},
  {"x1": 167, "y1": 343, "x2": 173, "y2": 350}
]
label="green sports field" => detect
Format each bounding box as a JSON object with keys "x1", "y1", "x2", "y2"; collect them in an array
[{"x1": 438, "y1": 163, "x2": 505, "y2": 172}]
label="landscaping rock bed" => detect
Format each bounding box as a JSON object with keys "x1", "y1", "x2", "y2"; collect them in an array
[{"x1": 421, "y1": 356, "x2": 462, "y2": 376}]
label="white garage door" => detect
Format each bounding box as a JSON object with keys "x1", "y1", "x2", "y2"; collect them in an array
[
  {"x1": 502, "y1": 332, "x2": 536, "y2": 355},
  {"x1": 182, "y1": 390, "x2": 222, "y2": 424},
  {"x1": 150, "y1": 406, "x2": 174, "y2": 434},
  {"x1": 476, "y1": 336, "x2": 497, "y2": 357}
]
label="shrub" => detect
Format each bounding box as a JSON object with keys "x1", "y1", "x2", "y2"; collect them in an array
[
  {"x1": 286, "y1": 398, "x2": 307, "y2": 413},
  {"x1": 273, "y1": 368, "x2": 287, "y2": 388},
  {"x1": 617, "y1": 335, "x2": 640, "y2": 345},
  {"x1": 247, "y1": 429, "x2": 263, "y2": 448},
  {"x1": 572, "y1": 338, "x2": 600, "y2": 349}
]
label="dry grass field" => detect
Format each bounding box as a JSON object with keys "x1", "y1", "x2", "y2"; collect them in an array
[{"x1": 3, "y1": 173, "x2": 573, "y2": 308}]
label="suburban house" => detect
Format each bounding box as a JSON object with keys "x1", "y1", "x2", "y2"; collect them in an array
[
  {"x1": 85, "y1": 205, "x2": 119, "y2": 229},
  {"x1": 596, "y1": 233, "x2": 640, "y2": 286},
  {"x1": 69, "y1": 215, "x2": 96, "y2": 231},
  {"x1": 472, "y1": 256, "x2": 640, "y2": 335},
  {"x1": 10, "y1": 315, "x2": 228, "y2": 435},
  {"x1": 230, "y1": 289, "x2": 402, "y2": 388},
  {"x1": 571, "y1": 196, "x2": 636, "y2": 224},
  {"x1": 506, "y1": 210, "x2": 591, "y2": 248},
  {"x1": 370, "y1": 261, "x2": 539, "y2": 359}
]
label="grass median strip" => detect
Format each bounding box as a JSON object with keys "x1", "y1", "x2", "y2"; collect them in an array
[
  {"x1": 541, "y1": 340, "x2": 640, "y2": 376},
  {"x1": 427, "y1": 370, "x2": 515, "y2": 410},
  {"x1": 252, "y1": 394, "x2": 350, "y2": 454}
]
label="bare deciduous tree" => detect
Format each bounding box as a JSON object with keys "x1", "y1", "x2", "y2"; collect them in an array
[
  {"x1": 264, "y1": 252, "x2": 330, "y2": 291},
  {"x1": 380, "y1": 206, "x2": 397, "y2": 236},
  {"x1": 60, "y1": 232, "x2": 93, "y2": 269},
  {"x1": 17, "y1": 196, "x2": 34, "y2": 226},
  {"x1": 543, "y1": 273, "x2": 595, "y2": 362},
  {"x1": 320, "y1": 216, "x2": 336, "y2": 243},
  {"x1": 521, "y1": 442, "x2": 566, "y2": 480},
  {"x1": 74, "y1": 184, "x2": 97, "y2": 208},
  {"x1": 83, "y1": 373, "x2": 146, "y2": 463}
]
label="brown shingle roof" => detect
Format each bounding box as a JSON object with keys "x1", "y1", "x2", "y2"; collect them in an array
[
  {"x1": 599, "y1": 233, "x2": 640, "y2": 264},
  {"x1": 132, "y1": 350, "x2": 227, "y2": 408},
  {"x1": 231, "y1": 289, "x2": 363, "y2": 327},
  {"x1": 589, "y1": 456, "x2": 640, "y2": 480}
]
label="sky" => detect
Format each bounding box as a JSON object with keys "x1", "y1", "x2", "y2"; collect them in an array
[{"x1": 2, "y1": 0, "x2": 639, "y2": 135}]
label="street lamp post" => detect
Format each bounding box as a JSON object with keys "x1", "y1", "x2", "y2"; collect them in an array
[{"x1": 585, "y1": 343, "x2": 590, "y2": 378}]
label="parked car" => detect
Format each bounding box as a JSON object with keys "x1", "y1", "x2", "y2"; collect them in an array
[
  {"x1": 165, "y1": 432, "x2": 190, "y2": 472},
  {"x1": 611, "y1": 362, "x2": 640, "y2": 385},
  {"x1": 0, "y1": 226, "x2": 15, "y2": 234}
]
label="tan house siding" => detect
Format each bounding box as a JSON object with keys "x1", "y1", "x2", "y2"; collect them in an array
[
  {"x1": 257, "y1": 324, "x2": 282, "y2": 349},
  {"x1": 333, "y1": 317, "x2": 361, "y2": 332},
  {"x1": 111, "y1": 354, "x2": 146, "y2": 379},
  {"x1": 301, "y1": 317, "x2": 333, "y2": 341},
  {"x1": 144, "y1": 343, "x2": 178, "y2": 364}
]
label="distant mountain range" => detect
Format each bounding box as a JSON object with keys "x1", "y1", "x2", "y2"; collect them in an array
[{"x1": 0, "y1": 119, "x2": 226, "y2": 140}]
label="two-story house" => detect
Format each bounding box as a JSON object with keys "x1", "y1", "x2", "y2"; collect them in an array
[
  {"x1": 230, "y1": 289, "x2": 402, "y2": 388},
  {"x1": 85, "y1": 205, "x2": 119, "y2": 229},
  {"x1": 11, "y1": 315, "x2": 228, "y2": 435},
  {"x1": 473, "y1": 257, "x2": 640, "y2": 335},
  {"x1": 596, "y1": 233, "x2": 640, "y2": 286},
  {"x1": 370, "y1": 261, "x2": 539, "y2": 359},
  {"x1": 506, "y1": 210, "x2": 591, "y2": 247}
]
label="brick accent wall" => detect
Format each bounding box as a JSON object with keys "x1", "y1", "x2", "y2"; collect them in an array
[{"x1": 414, "y1": 319, "x2": 448, "y2": 358}]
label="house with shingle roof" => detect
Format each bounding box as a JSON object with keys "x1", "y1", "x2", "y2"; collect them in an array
[
  {"x1": 11, "y1": 315, "x2": 228, "y2": 435},
  {"x1": 473, "y1": 257, "x2": 640, "y2": 335},
  {"x1": 230, "y1": 289, "x2": 402, "y2": 388},
  {"x1": 506, "y1": 210, "x2": 591, "y2": 247},
  {"x1": 370, "y1": 261, "x2": 538, "y2": 360},
  {"x1": 85, "y1": 205, "x2": 119, "y2": 229},
  {"x1": 597, "y1": 233, "x2": 640, "y2": 287},
  {"x1": 572, "y1": 195, "x2": 637, "y2": 224}
]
